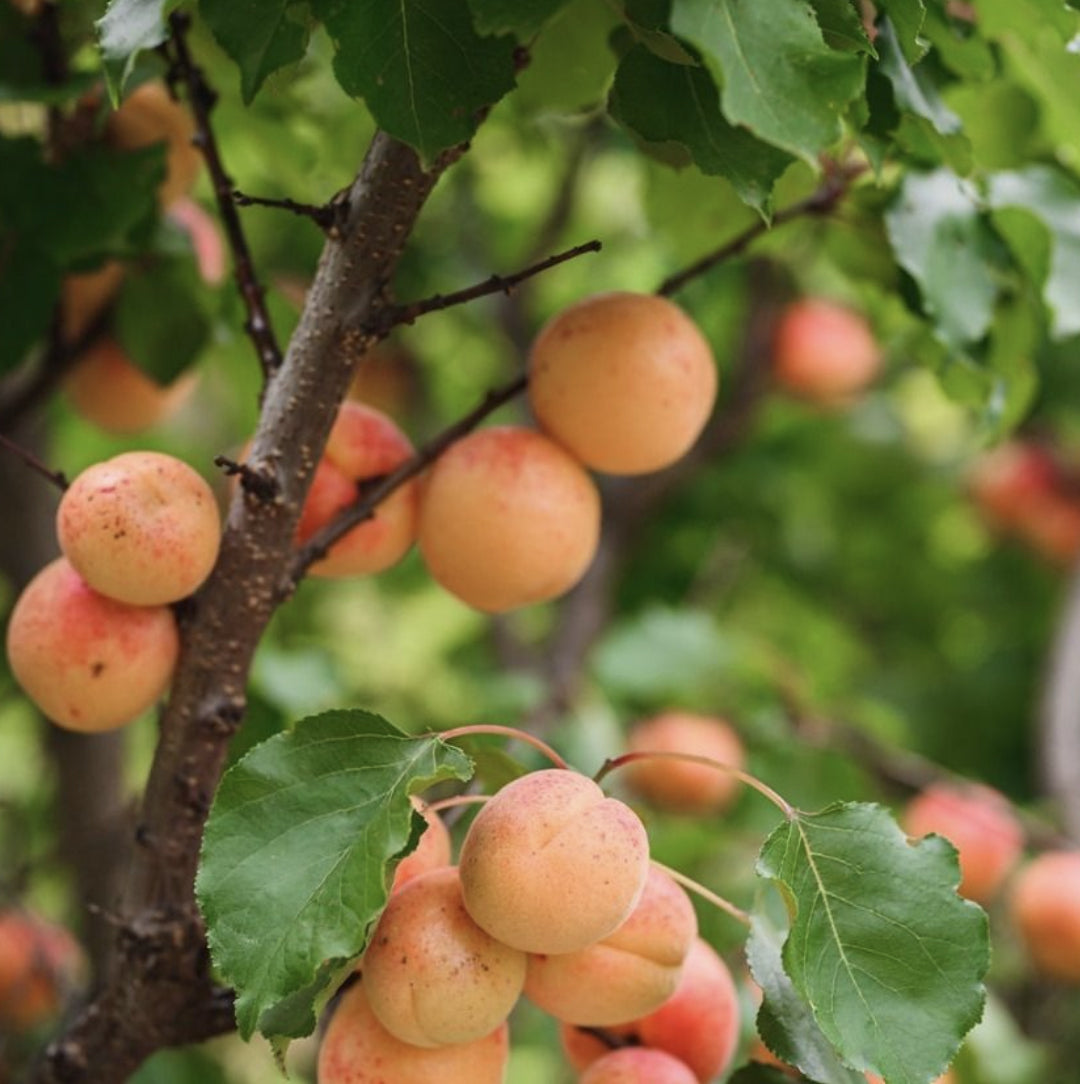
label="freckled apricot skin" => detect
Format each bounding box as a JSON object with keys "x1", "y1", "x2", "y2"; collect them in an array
[
  {"x1": 772, "y1": 299, "x2": 881, "y2": 405},
  {"x1": 528, "y1": 292, "x2": 718, "y2": 475},
  {"x1": 296, "y1": 403, "x2": 419, "y2": 579},
  {"x1": 1011, "y1": 851, "x2": 1080, "y2": 982},
  {"x1": 6, "y1": 558, "x2": 179, "y2": 732},
  {"x1": 58, "y1": 451, "x2": 221, "y2": 606},
  {"x1": 458, "y1": 769, "x2": 649, "y2": 955},
  {"x1": 0, "y1": 911, "x2": 83, "y2": 1031},
  {"x1": 624, "y1": 712, "x2": 745, "y2": 815},
  {"x1": 902, "y1": 782, "x2": 1023, "y2": 905},
  {"x1": 524, "y1": 864, "x2": 697, "y2": 1026},
  {"x1": 390, "y1": 799, "x2": 452, "y2": 893},
  {"x1": 417, "y1": 427, "x2": 601, "y2": 613},
  {"x1": 362, "y1": 867, "x2": 525, "y2": 1048},
  {"x1": 317, "y1": 981, "x2": 509, "y2": 1084},
  {"x1": 561, "y1": 938, "x2": 741, "y2": 1083},
  {"x1": 579, "y1": 1048, "x2": 699, "y2": 1084}
]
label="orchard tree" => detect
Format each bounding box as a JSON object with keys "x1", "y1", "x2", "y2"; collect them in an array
[{"x1": 2, "y1": 1, "x2": 1080, "y2": 1083}]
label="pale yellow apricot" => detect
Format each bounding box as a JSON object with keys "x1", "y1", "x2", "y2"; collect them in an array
[
  {"x1": 6, "y1": 558, "x2": 179, "y2": 732},
  {"x1": 528, "y1": 292, "x2": 717, "y2": 475},
  {"x1": 525, "y1": 864, "x2": 697, "y2": 1025},
  {"x1": 580, "y1": 1048, "x2": 699, "y2": 1084},
  {"x1": 362, "y1": 867, "x2": 525, "y2": 1047},
  {"x1": 417, "y1": 427, "x2": 600, "y2": 613},
  {"x1": 318, "y1": 980, "x2": 509, "y2": 1084},
  {"x1": 57, "y1": 451, "x2": 221, "y2": 606},
  {"x1": 458, "y1": 769, "x2": 649, "y2": 954}
]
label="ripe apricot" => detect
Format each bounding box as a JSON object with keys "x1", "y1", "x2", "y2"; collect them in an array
[
  {"x1": 390, "y1": 799, "x2": 452, "y2": 893},
  {"x1": 772, "y1": 298, "x2": 881, "y2": 404},
  {"x1": 561, "y1": 938, "x2": 741, "y2": 1082},
  {"x1": 58, "y1": 451, "x2": 221, "y2": 606},
  {"x1": 580, "y1": 1047, "x2": 699, "y2": 1083},
  {"x1": 0, "y1": 911, "x2": 83, "y2": 1030},
  {"x1": 417, "y1": 427, "x2": 600, "y2": 613},
  {"x1": 6, "y1": 557, "x2": 179, "y2": 732},
  {"x1": 1011, "y1": 851, "x2": 1080, "y2": 982},
  {"x1": 902, "y1": 782, "x2": 1023, "y2": 904},
  {"x1": 64, "y1": 337, "x2": 197, "y2": 434},
  {"x1": 106, "y1": 82, "x2": 201, "y2": 208},
  {"x1": 623, "y1": 712, "x2": 745, "y2": 814},
  {"x1": 318, "y1": 980, "x2": 509, "y2": 1084},
  {"x1": 529, "y1": 292, "x2": 717, "y2": 475},
  {"x1": 459, "y1": 769, "x2": 649, "y2": 954},
  {"x1": 60, "y1": 261, "x2": 126, "y2": 343},
  {"x1": 362, "y1": 867, "x2": 525, "y2": 1047},
  {"x1": 295, "y1": 402, "x2": 419, "y2": 578},
  {"x1": 524, "y1": 864, "x2": 697, "y2": 1025}
]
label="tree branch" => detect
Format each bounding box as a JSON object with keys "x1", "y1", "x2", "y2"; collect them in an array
[{"x1": 0, "y1": 432, "x2": 68, "y2": 490}]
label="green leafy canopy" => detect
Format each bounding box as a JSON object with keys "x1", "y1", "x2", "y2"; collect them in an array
[{"x1": 195, "y1": 711, "x2": 473, "y2": 1042}]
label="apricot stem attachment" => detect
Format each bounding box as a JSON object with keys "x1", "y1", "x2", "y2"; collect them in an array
[
  {"x1": 438, "y1": 724, "x2": 569, "y2": 770},
  {"x1": 424, "y1": 794, "x2": 491, "y2": 815},
  {"x1": 650, "y1": 860, "x2": 751, "y2": 928},
  {"x1": 595, "y1": 751, "x2": 794, "y2": 818}
]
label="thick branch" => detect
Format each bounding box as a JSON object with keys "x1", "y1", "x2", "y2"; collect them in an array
[{"x1": 29, "y1": 130, "x2": 461, "y2": 1084}]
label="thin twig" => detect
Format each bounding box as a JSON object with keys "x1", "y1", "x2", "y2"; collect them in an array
[
  {"x1": 232, "y1": 189, "x2": 346, "y2": 234},
  {"x1": 284, "y1": 373, "x2": 527, "y2": 588},
  {"x1": 0, "y1": 433, "x2": 68, "y2": 490},
  {"x1": 164, "y1": 13, "x2": 283, "y2": 381}
]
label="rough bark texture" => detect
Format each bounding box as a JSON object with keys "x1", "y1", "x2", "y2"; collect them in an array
[{"x1": 28, "y1": 130, "x2": 459, "y2": 1084}]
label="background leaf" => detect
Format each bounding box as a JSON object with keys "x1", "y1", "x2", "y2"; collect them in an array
[
  {"x1": 466, "y1": 0, "x2": 571, "y2": 37},
  {"x1": 97, "y1": 0, "x2": 182, "y2": 95},
  {"x1": 196, "y1": 711, "x2": 473, "y2": 1041},
  {"x1": 757, "y1": 802, "x2": 989, "y2": 1084}
]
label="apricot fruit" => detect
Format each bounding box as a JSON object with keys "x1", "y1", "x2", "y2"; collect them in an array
[
  {"x1": 524, "y1": 864, "x2": 697, "y2": 1025},
  {"x1": 1011, "y1": 851, "x2": 1080, "y2": 982},
  {"x1": 64, "y1": 337, "x2": 197, "y2": 434},
  {"x1": 318, "y1": 980, "x2": 509, "y2": 1084},
  {"x1": 561, "y1": 937, "x2": 741, "y2": 1083},
  {"x1": 58, "y1": 451, "x2": 221, "y2": 606},
  {"x1": 528, "y1": 292, "x2": 717, "y2": 475},
  {"x1": 60, "y1": 260, "x2": 126, "y2": 343},
  {"x1": 0, "y1": 911, "x2": 83, "y2": 1030},
  {"x1": 106, "y1": 82, "x2": 201, "y2": 208},
  {"x1": 623, "y1": 712, "x2": 745, "y2": 815},
  {"x1": 579, "y1": 1047, "x2": 699, "y2": 1084},
  {"x1": 295, "y1": 402, "x2": 419, "y2": 578},
  {"x1": 772, "y1": 298, "x2": 881, "y2": 404},
  {"x1": 458, "y1": 769, "x2": 649, "y2": 954},
  {"x1": 362, "y1": 866, "x2": 525, "y2": 1047},
  {"x1": 390, "y1": 798, "x2": 452, "y2": 893},
  {"x1": 417, "y1": 426, "x2": 600, "y2": 613},
  {"x1": 6, "y1": 558, "x2": 179, "y2": 731},
  {"x1": 902, "y1": 781, "x2": 1023, "y2": 904}
]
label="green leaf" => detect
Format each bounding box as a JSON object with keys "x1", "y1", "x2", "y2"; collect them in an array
[
  {"x1": 310, "y1": 0, "x2": 517, "y2": 163},
  {"x1": 747, "y1": 912, "x2": 865, "y2": 1084},
  {"x1": 757, "y1": 802, "x2": 988, "y2": 1084},
  {"x1": 97, "y1": 0, "x2": 182, "y2": 97},
  {"x1": 875, "y1": 0, "x2": 927, "y2": 62},
  {"x1": 807, "y1": 0, "x2": 875, "y2": 54},
  {"x1": 200, "y1": 0, "x2": 311, "y2": 103},
  {"x1": 730, "y1": 1065, "x2": 806, "y2": 1084},
  {"x1": 196, "y1": 710, "x2": 473, "y2": 1041},
  {"x1": 0, "y1": 235, "x2": 59, "y2": 375},
  {"x1": 986, "y1": 166, "x2": 1080, "y2": 339},
  {"x1": 467, "y1": 0, "x2": 571, "y2": 37},
  {"x1": 876, "y1": 19, "x2": 962, "y2": 138},
  {"x1": 608, "y1": 45, "x2": 793, "y2": 217},
  {"x1": 885, "y1": 169, "x2": 1004, "y2": 348},
  {"x1": 670, "y1": 0, "x2": 866, "y2": 163},
  {"x1": 616, "y1": 0, "x2": 700, "y2": 65}
]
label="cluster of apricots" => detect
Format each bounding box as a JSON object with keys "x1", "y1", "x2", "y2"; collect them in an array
[
  {"x1": 0, "y1": 909, "x2": 83, "y2": 1033},
  {"x1": 902, "y1": 780, "x2": 1080, "y2": 984},
  {"x1": 5, "y1": 452, "x2": 221, "y2": 731},
  {"x1": 320, "y1": 757, "x2": 743, "y2": 1084},
  {"x1": 61, "y1": 82, "x2": 219, "y2": 434},
  {"x1": 291, "y1": 291, "x2": 719, "y2": 612},
  {"x1": 968, "y1": 440, "x2": 1080, "y2": 566}
]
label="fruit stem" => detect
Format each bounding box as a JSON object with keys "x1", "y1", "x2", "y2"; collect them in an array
[
  {"x1": 423, "y1": 794, "x2": 491, "y2": 815},
  {"x1": 651, "y1": 860, "x2": 752, "y2": 928},
  {"x1": 438, "y1": 724, "x2": 570, "y2": 770},
  {"x1": 595, "y1": 751, "x2": 794, "y2": 817}
]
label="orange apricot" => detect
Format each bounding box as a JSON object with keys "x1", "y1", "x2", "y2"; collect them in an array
[
  {"x1": 0, "y1": 911, "x2": 83, "y2": 1031},
  {"x1": 390, "y1": 798, "x2": 452, "y2": 893},
  {"x1": 579, "y1": 1047, "x2": 699, "y2": 1083},
  {"x1": 1011, "y1": 851, "x2": 1080, "y2": 982},
  {"x1": 60, "y1": 261, "x2": 126, "y2": 343},
  {"x1": 528, "y1": 292, "x2": 717, "y2": 475}
]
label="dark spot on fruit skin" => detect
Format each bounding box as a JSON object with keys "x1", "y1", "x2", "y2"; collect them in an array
[{"x1": 91, "y1": 662, "x2": 105, "y2": 677}]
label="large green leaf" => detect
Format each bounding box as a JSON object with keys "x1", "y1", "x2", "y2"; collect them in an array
[
  {"x1": 747, "y1": 913, "x2": 865, "y2": 1084},
  {"x1": 670, "y1": 0, "x2": 865, "y2": 163},
  {"x1": 987, "y1": 166, "x2": 1080, "y2": 340},
  {"x1": 196, "y1": 711, "x2": 473, "y2": 1041},
  {"x1": 757, "y1": 802, "x2": 988, "y2": 1084},
  {"x1": 608, "y1": 45, "x2": 793, "y2": 217},
  {"x1": 885, "y1": 168, "x2": 1004, "y2": 348},
  {"x1": 200, "y1": 0, "x2": 311, "y2": 102},
  {"x1": 310, "y1": 0, "x2": 517, "y2": 162}
]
